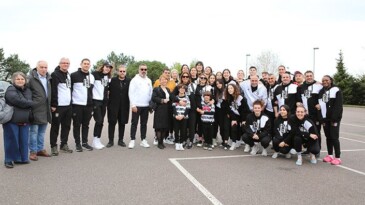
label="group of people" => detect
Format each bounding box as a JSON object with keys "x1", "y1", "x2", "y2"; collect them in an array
[{"x1": 1, "y1": 58, "x2": 343, "y2": 169}]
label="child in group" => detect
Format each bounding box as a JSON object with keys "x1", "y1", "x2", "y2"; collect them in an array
[
  {"x1": 172, "y1": 84, "x2": 191, "y2": 151},
  {"x1": 197, "y1": 91, "x2": 215, "y2": 151},
  {"x1": 272, "y1": 105, "x2": 292, "y2": 159},
  {"x1": 242, "y1": 100, "x2": 271, "y2": 156}
]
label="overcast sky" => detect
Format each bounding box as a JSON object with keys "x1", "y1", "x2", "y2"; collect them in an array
[{"x1": 1, "y1": 0, "x2": 364, "y2": 80}]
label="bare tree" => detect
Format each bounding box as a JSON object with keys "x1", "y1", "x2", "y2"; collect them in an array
[{"x1": 251, "y1": 50, "x2": 282, "y2": 75}]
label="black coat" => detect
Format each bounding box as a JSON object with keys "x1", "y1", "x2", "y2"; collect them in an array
[
  {"x1": 152, "y1": 86, "x2": 173, "y2": 129},
  {"x1": 107, "y1": 77, "x2": 130, "y2": 124},
  {"x1": 5, "y1": 85, "x2": 34, "y2": 124}
]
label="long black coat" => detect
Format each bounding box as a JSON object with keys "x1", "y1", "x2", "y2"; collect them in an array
[
  {"x1": 107, "y1": 77, "x2": 130, "y2": 124},
  {"x1": 5, "y1": 85, "x2": 34, "y2": 123},
  {"x1": 152, "y1": 86, "x2": 173, "y2": 129}
]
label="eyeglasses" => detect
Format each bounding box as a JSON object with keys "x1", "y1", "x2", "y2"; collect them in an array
[
  {"x1": 182, "y1": 76, "x2": 189, "y2": 78},
  {"x1": 140, "y1": 68, "x2": 147, "y2": 71},
  {"x1": 60, "y1": 62, "x2": 69, "y2": 64},
  {"x1": 119, "y1": 70, "x2": 126, "y2": 73}
]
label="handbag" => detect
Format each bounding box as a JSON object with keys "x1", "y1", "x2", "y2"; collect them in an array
[{"x1": 0, "y1": 98, "x2": 14, "y2": 124}]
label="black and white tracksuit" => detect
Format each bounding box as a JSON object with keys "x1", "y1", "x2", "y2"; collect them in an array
[
  {"x1": 318, "y1": 86, "x2": 343, "y2": 158},
  {"x1": 92, "y1": 71, "x2": 109, "y2": 138},
  {"x1": 71, "y1": 68, "x2": 94, "y2": 145},
  {"x1": 50, "y1": 66, "x2": 72, "y2": 148},
  {"x1": 272, "y1": 117, "x2": 292, "y2": 154},
  {"x1": 172, "y1": 95, "x2": 190, "y2": 143},
  {"x1": 275, "y1": 82, "x2": 301, "y2": 114},
  {"x1": 290, "y1": 115, "x2": 320, "y2": 155},
  {"x1": 242, "y1": 112, "x2": 271, "y2": 148},
  {"x1": 265, "y1": 83, "x2": 279, "y2": 137},
  {"x1": 199, "y1": 100, "x2": 215, "y2": 145}
]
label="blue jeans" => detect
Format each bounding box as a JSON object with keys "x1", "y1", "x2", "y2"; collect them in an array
[
  {"x1": 29, "y1": 124, "x2": 48, "y2": 153},
  {"x1": 3, "y1": 122, "x2": 30, "y2": 163}
]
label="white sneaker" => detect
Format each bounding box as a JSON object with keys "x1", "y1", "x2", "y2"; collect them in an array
[
  {"x1": 250, "y1": 144, "x2": 259, "y2": 155},
  {"x1": 140, "y1": 139, "x2": 150, "y2": 148},
  {"x1": 285, "y1": 153, "x2": 291, "y2": 159},
  {"x1": 175, "y1": 143, "x2": 179, "y2": 151},
  {"x1": 93, "y1": 137, "x2": 103, "y2": 150},
  {"x1": 290, "y1": 148, "x2": 297, "y2": 155},
  {"x1": 229, "y1": 142, "x2": 236, "y2": 151},
  {"x1": 128, "y1": 140, "x2": 135, "y2": 149},
  {"x1": 272, "y1": 152, "x2": 279, "y2": 159},
  {"x1": 310, "y1": 154, "x2": 317, "y2": 164},
  {"x1": 261, "y1": 148, "x2": 268, "y2": 156},
  {"x1": 296, "y1": 155, "x2": 303, "y2": 166},
  {"x1": 179, "y1": 143, "x2": 185, "y2": 151},
  {"x1": 153, "y1": 137, "x2": 158, "y2": 145},
  {"x1": 97, "y1": 138, "x2": 105, "y2": 148},
  {"x1": 235, "y1": 141, "x2": 241, "y2": 148},
  {"x1": 164, "y1": 138, "x2": 174, "y2": 145},
  {"x1": 244, "y1": 144, "x2": 250, "y2": 153},
  {"x1": 240, "y1": 140, "x2": 245, "y2": 145}
]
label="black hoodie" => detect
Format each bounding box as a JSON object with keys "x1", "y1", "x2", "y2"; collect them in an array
[{"x1": 50, "y1": 66, "x2": 71, "y2": 107}]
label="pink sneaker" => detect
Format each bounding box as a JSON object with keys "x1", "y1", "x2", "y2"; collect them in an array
[
  {"x1": 331, "y1": 158, "x2": 342, "y2": 165},
  {"x1": 323, "y1": 155, "x2": 334, "y2": 163}
]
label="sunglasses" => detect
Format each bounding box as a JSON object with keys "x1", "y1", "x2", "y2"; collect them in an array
[
  {"x1": 182, "y1": 76, "x2": 189, "y2": 78},
  {"x1": 200, "y1": 77, "x2": 207, "y2": 80},
  {"x1": 119, "y1": 70, "x2": 126, "y2": 73},
  {"x1": 140, "y1": 68, "x2": 147, "y2": 71}
]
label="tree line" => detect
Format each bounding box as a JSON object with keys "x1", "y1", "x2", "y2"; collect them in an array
[{"x1": 0, "y1": 48, "x2": 364, "y2": 105}]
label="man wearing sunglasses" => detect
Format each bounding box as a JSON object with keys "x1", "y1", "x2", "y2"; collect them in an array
[{"x1": 128, "y1": 64, "x2": 153, "y2": 149}]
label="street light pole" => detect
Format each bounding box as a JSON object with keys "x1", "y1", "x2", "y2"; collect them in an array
[
  {"x1": 246, "y1": 54, "x2": 250, "y2": 77},
  {"x1": 313, "y1": 47, "x2": 319, "y2": 75}
]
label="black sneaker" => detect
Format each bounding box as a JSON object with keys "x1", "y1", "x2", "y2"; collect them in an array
[
  {"x1": 106, "y1": 142, "x2": 114, "y2": 148},
  {"x1": 82, "y1": 143, "x2": 93, "y2": 151},
  {"x1": 186, "y1": 142, "x2": 193, "y2": 149},
  {"x1": 5, "y1": 162, "x2": 14, "y2": 168},
  {"x1": 118, "y1": 141, "x2": 126, "y2": 147},
  {"x1": 76, "y1": 144, "x2": 83, "y2": 152},
  {"x1": 60, "y1": 144, "x2": 73, "y2": 153}
]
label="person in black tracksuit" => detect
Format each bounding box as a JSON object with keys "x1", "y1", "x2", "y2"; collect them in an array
[
  {"x1": 213, "y1": 79, "x2": 227, "y2": 148},
  {"x1": 106, "y1": 65, "x2": 130, "y2": 148},
  {"x1": 291, "y1": 105, "x2": 320, "y2": 166},
  {"x1": 242, "y1": 100, "x2": 271, "y2": 156},
  {"x1": 172, "y1": 84, "x2": 190, "y2": 151},
  {"x1": 272, "y1": 105, "x2": 292, "y2": 158},
  {"x1": 300, "y1": 71, "x2": 323, "y2": 153},
  {"x1": 173, "y1": 72, "x2": 197, "y2": 149},
  {"x1": 318, "y1": 75, "x2": 343, "y2": 165},
  {"x1": 49, "y1": 58, "x2": 73, "y2": 154},
  {"x1": 71, "y1": 58, "x2": 94, "y2": 152},
  {"x1": 197, "y1": 91, "x2": 215, "y2": 150},
  {"x1": 91, "y1": 61, "x2": 112, "y2": 150},
  {"x1": 222, "y1": 83, "x2": 250, "y2": 150},
  {"x1": 274, "y1": 73, "x2": 302, "y2": 114}
]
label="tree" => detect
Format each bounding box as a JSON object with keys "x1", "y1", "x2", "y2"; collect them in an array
[
  {"x1": 333, "y1": 50, "x2": 355, "y2": 104},
  {"x1": 0, "y1": 48, "x2": 30, "y2": 81},
  {"x1": 189, "y1": 59, "x2": 199, "y2": 69},
  {"x1": 170, "y1": 62, "x2": 182, "y2": 73},
  {"x1": 350, "y1": 74, "x2": 365, "y2": 105},
  {"x1": 127, "y1": 60, "x2": 167, "y2": 83},
  {"x1": 93, "y1": 51, "x2": 135, "y2": 76},
  {"x1": 251, "y1": 50, "x2": 281, "y2": 75}
]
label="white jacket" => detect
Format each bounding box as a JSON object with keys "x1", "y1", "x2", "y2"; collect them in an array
[{"x1": 128, "y1": 74, "x2": 153, "y2": 107}]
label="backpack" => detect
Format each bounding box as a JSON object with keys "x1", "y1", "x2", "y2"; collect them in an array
[{"x1": 0, "y1": 98, "x2": 14, "y2": 124}]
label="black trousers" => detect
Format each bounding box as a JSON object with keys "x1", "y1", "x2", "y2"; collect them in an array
[
  {"x1": 323, "y1": 121, "x2": 341, "y2": 158},
  {"x1": 173, "y1": 118, "x2": 188, "y2": 143},
  {"x1": 214, "y1": 107, "x2": 226, "y2": 141},
  {"x1": 226, "y1": 120, "x2": 241, "y2": 143},
  {"x1": 72, "y1": 105, "x2": 93, "y2": 145},
  {"x1": 272, "y1": 136, "x2": 291, "y2": 154},
  {"x1": 93, "y1": 100, "x2": 107, "y2": 138},
  {"x1": 242, "y1": 132, "x2": 271, "y2": 148},
  {"x1": 50, "y1": 105, "x2": 72, "y2": 148},
  {"x1": 130, "y1": 106, "x2": 149, "y2": 140},
  {"x1": 293, "y1": 135, "x2": 320, "y2": 155},
  {"x1": 188, "y1": 110, "x2": 197, "y2": 142},
  {"x1": 264, "y1": 110, "x2": 275, "y2": 138},
  {"x1": 108, "y1": 109, "x2": 126, "y2": 143},
  {"x1": 202, "y1": 122, "x2": 214, "y2": 145}
]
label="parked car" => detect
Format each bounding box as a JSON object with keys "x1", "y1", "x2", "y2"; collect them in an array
[{"x1": 0, "y1": 81, "x2": 11, "y2": 98}]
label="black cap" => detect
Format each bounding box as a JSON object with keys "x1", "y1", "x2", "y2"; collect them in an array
[{"x1": 103, "y1": 61, "x2": 113, "y2": 68}]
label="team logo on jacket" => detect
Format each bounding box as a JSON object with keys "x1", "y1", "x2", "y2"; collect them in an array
[
  {"x1": 281, "y1": 90, "x2": 288, "y2": 99},
  {"x1": 102, "y1": 77, "x2": 109, "y2": 87},
  {"x1": 322, "y1": 91, "x2": 329, "y2": 103},
  {"x1": 304, "y1": 89, "x2": 312, "y2": 98},
  {"x1": 66, "y1": 78, "x2": 71, "y2": 88},
  {"x1": 84, "y1": 76, "x2": 90, "y2": 88}
]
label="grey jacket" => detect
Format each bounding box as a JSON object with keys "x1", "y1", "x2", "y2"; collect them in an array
[{"x1": 28, "y1": 68, "x2": 52, "y2": 124}]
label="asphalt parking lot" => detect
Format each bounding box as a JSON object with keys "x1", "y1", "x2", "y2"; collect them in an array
[{"x1": 0, "y1": 107, "x2": 364, "y2": 205}]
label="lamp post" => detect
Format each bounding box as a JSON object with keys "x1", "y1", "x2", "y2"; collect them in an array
[
  {"x1": 246, "y1": 54, "x2": 250, "y2": 76},
  {"x1": 313, "y1": 47, "x2": 319, "y2": 75}
]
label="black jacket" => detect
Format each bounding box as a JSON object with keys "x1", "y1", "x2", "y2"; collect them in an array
[
  {"x1": 244, "y1": 112, "x2": 271, "y2": 139},
  {"x1": 5, "y1": 85, "x2": 34, "y2": 124},
  {"x1": 318, "y1": 86, "x2": 343, "y2": 123},
  {"x1": 50, "y1": 66, "x2": 71, "y2": 107},
  {"x1": 107, "y1": 77, "x2": 130, "y2": 124},
  {"x1": 152, "y1": 86, "x2": 173, "y2": 129}
]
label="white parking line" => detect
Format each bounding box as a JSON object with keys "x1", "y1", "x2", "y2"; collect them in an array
[
  {"x1": 342, "y1": 123, "x2": 365, "y2": 128},
  {"x1": 340, "y1": 131, "x2": 365, "y2": 138},
  {"x1": 169, "y1": 158, "x2": 223, "y2": 205},
  {"x1": 340, "y1": 137, "x2": 365, "y2": 144},
  {"x1": 337, "y1": 165, "x2": 365, "y2": 176}
]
